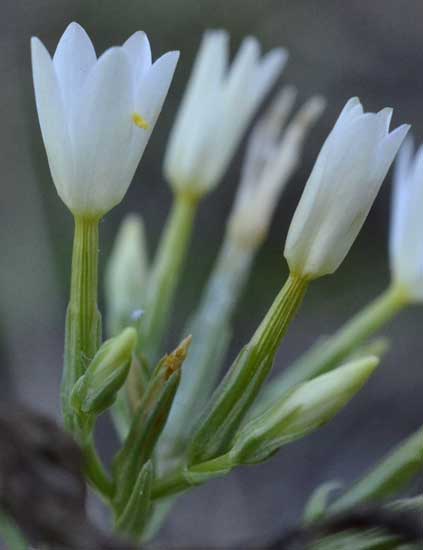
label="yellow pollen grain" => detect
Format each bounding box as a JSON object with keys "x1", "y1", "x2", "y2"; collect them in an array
[{"x1": 132, "y1": 112, "x2": 150, "y2": 130}]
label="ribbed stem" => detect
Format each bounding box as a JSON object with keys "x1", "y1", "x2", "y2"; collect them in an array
[
  {"x1": 62, "y1": 216, "x2": 101, "y2": 433},
  {"x1": 187, "y1": 273, "x2": 309, "y2": 465},
  {"x1": 251, "y1": 273, "x2": 309, "y2": 359},
  {"x1": 139, "y1": 192, "x2": 198, "y2": 366}
]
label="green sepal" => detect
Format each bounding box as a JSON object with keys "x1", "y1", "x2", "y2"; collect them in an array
[
  {"x1": 331, "y1": 425, "x2": 423, "y2": 513},
  {"x1": 187, "y1": 346, "x2": 274, "y2": 466},
  {"x1": 303, "y1": 481, "x2": 343, "y2": 524},
  {"x1": 115, "y1": 460, "x2": 153, "y2": 540},
  {"x1": 310, "y1": 530, "x2": 403, "y2": 550},
  {"x1": 112, "y1": 365, "x2": 181, "y2": 514},
  {"x1": 229, "y1": 357, "x2": 378, "y2": 465},
  {"x1": 187, "y1": 275, "x2": 308, "y2": 466},
  {"x1": 70, "y1": 327, "x2": 137, "y2": 416}
]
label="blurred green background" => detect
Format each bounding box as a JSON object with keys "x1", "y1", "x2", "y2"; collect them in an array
[{"x1": 1, "y1": 0, "x2": 423, "y2": 546}]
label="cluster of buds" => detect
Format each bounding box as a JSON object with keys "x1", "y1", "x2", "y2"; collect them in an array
[{"x1": 28, "y1": 18, "x2": 421, "y2": 549}]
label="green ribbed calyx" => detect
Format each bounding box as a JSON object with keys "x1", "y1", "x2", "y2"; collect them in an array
[
  {"x1": 187, "y1": 273, "x2": 308, "y2": 466},
  {"x1": 62, "y1": 216, "x2": 102, "y2": 435}
]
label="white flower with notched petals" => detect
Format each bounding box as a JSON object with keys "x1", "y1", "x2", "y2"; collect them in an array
[
  {"x1": 390, "y1": 138, "x2": 423, "y2": 301},
  {"x1": 164, "y1": 30, "x2": 287, "y2": 197},
  {"x1": 228, "y1": 87, "x2": 325, "y2": 247},
  {"x1": 32, "y1": 22, "x2": 179, "y2": 217},
  {"x1": 284, "y1": 97, "x2": 409, "y2": 279}
]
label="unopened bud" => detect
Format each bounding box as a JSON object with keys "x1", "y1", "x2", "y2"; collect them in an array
[
  {"x1": 105, "y1": 214, "x2": 148, "y2": 336},
  {"x1": 71, "y1": 327, "x2": 137, "y2": 415},
  {"x1": 230, "y1": 356, "x2": 379, "y2": 464}
]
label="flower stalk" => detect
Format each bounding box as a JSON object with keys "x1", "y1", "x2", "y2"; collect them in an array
[
  {"x1": 62, "y1": 216, "x2": 102, "y2": 433},
  {"x1": 139, "y1": 191, "x2": 198, "y2": 366},
  {"x1": 255, "y1": 282, "x2": 409, "y2": 413},
  {"x1": 187, "y1": 273, "x2": 309, "y2": 466}
]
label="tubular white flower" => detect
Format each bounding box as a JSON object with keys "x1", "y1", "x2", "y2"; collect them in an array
[
  {"x1": 284, "y1": 97, "x2": 409, "y2": 279},
  {"x1": 390, "y1": 138, "x2": 423, "y2": 301},
  {"x1": 32, "y1": 22, "x2": 179, "y2": 217},
  {"x1": 163, "y1": 30, "x2": 287, "y2": 197},
  {"x1": 228, "y1": 87, "x2": 326, "y2": 247}
]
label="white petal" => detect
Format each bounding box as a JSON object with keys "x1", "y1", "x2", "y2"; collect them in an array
[
  {"x1": 53, "y1": 22, "x2": 96, "y2": 116},
  {"x1": 249, "y1": 48, "x2": 288, "y2": 107},
  {"x1": 284, "y1": 99, "x2": 405, "y2": 277},
  {"x1": 164, "y1": 31, "x2": 228, "y2": 186},
  {"x1": 31, "y1": 37, "x2": 74, "y2": 203},
  {"x1": 136, "y1": 51, "x2": 179, "y2": 122},
  {"x1": 124, "y1": 50, "x2": 179, "y2": 183},
  {"x1": 123, "y1": 31, "x2": 152, "y2": 85},
  {"x1": 224, "y1": 36, "x2": 260, "y2": 102},
  {"x1": 69, "y1": 48, "x2": 134, "y2": 215},
  {"x1": 372, "y1": 124, "x2": 410, "y2": 185},
  {"x1": 376, "y1": 107, "x2": 393, "y2": 134}
]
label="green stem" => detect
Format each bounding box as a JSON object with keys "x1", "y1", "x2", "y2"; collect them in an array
[
  {"x1": 256, "y1": 283, "x2": 409, "y2": 411},
  {"x1": 83, "y1": 438, "x2": 114, "y2": 500},
  {"x1": 62, "y1": 216, "x2": 102, "y2": 432},
  {"x1": 60, "y1": 216, "x2": 111, "y2": 499},
  {"x1": 151, "y1": 468, "x2": 189, "y2": 500},
  {"x1": 139, "y1": 192, "x2": 198, "y2": 365},
  {"x1": 251, "y1": 273, "x2": 309, "y2": 358},
  {"x1": 151, "y1": 453, "x2": 233, "y2": 500},
  {"x1": 159, "y1": 239, "x2": 253, "y2": 458},
  {"x1": 0, "y1": 511, "x2": 28, "y2": 549},
  {"x1": 187, "y1": 274, "x2": 309, "y2": 465}
]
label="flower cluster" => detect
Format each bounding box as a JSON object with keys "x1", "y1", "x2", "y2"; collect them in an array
[{"x1": 27, "y1": 20, "x2": 423, "y2": 549}]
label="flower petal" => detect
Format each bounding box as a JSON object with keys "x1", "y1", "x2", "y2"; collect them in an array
[
  {"x1": 53, "y1": 22, "x2": 96, "y2": 116},
  {"x1": 31, "y1": 37, "x2": 74, "y2": 203},
  {"x1": 124, "y1": 50, "x2": 180, "y2": 183},
  {"x1": 69, "y1": 47, "x2": 134, "y2": 214},
  {"x1": 123, "y1": 30, "x2": 152, "y2": 86}
]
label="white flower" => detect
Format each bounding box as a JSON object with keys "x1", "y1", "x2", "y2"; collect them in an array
[
  {"x1": 32, "y1": 22, "x2": 179, "y2": 217},
  {"x1": 163, "y1": 30, "x2": 287, "y2": 197},
  {"x1": 390, "y1": 138, "x2": 423, "y2": 301},
  {"x1": 228, "y1": 87, "x2": 325, "y2": 247},
  {"x1": 284, "y1": 97, "x2": 409, "y2": 279}
]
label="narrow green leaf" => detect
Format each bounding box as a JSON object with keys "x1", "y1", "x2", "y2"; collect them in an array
[
  {"x1": 115, "y1": 460, "x2": 153, "y2": 540},
  {"x1": 331, "y1": 425, "x2": 423, "y2": 513}
]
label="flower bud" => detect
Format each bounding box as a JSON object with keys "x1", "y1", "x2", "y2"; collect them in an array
[
  {"x1": 284, "y1": 97, "x2": 409, "y2": 279},
  {"x1": 230, "y1": 356, "x2": 379, "y2": 464},
  {"x1": 389, "y1": 137, "x2": 423, "y2": 302},
  {"x1": 105, "y1": 214, "x2": 148, "y2": 336},
  {"x1": 71, "y1": 327, "x2": 137, "y2": 415},
  {"x1": 164, "y1": 30, "x2": 287, "y2": 198},
  {"x1": 112, "y1": 336, "x2": 191, "y2": 513},
  {"x1": 228, "y1": 87, "x2": 325, "y2": 247}
]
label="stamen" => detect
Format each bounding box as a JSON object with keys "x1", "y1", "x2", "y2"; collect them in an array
[{"x1": 132, "y1": 112, "x2": 150, "y2": 130}]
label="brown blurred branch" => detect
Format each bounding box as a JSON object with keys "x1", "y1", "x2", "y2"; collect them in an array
[{"x1": 0, "y1": 404, "x2": 133, "y2": 549}]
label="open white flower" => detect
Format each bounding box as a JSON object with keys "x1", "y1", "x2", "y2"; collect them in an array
[
  {"x1": 164, "y1": 30, "x2": 287, "y2": 197},
  {"x1": 284, "y1": 97, "x2": 409, "y2": 279},
  {"x1": 390, "y1": 138, "x2": 423, "y2": 301},
  {"x1": 228, "y1": 87, "x2": 325, "y2": 247},
  {"x1": 32, "y1": 22, "x2": 179, "y2": 217}
]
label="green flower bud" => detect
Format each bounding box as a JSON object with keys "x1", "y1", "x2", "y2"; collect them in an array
[
  {"x1": 71, "y1": 327, "x2": 137, "y2": 415},
  {"x1": 230, "y1": 356, "x2": 379, "y2": 465},
  {"x1": 112, "y1": 336, "x2": 191, "y2": 514},
  {"x1": 105, "y1": 214, "x2": 148, "y2": 336}
]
